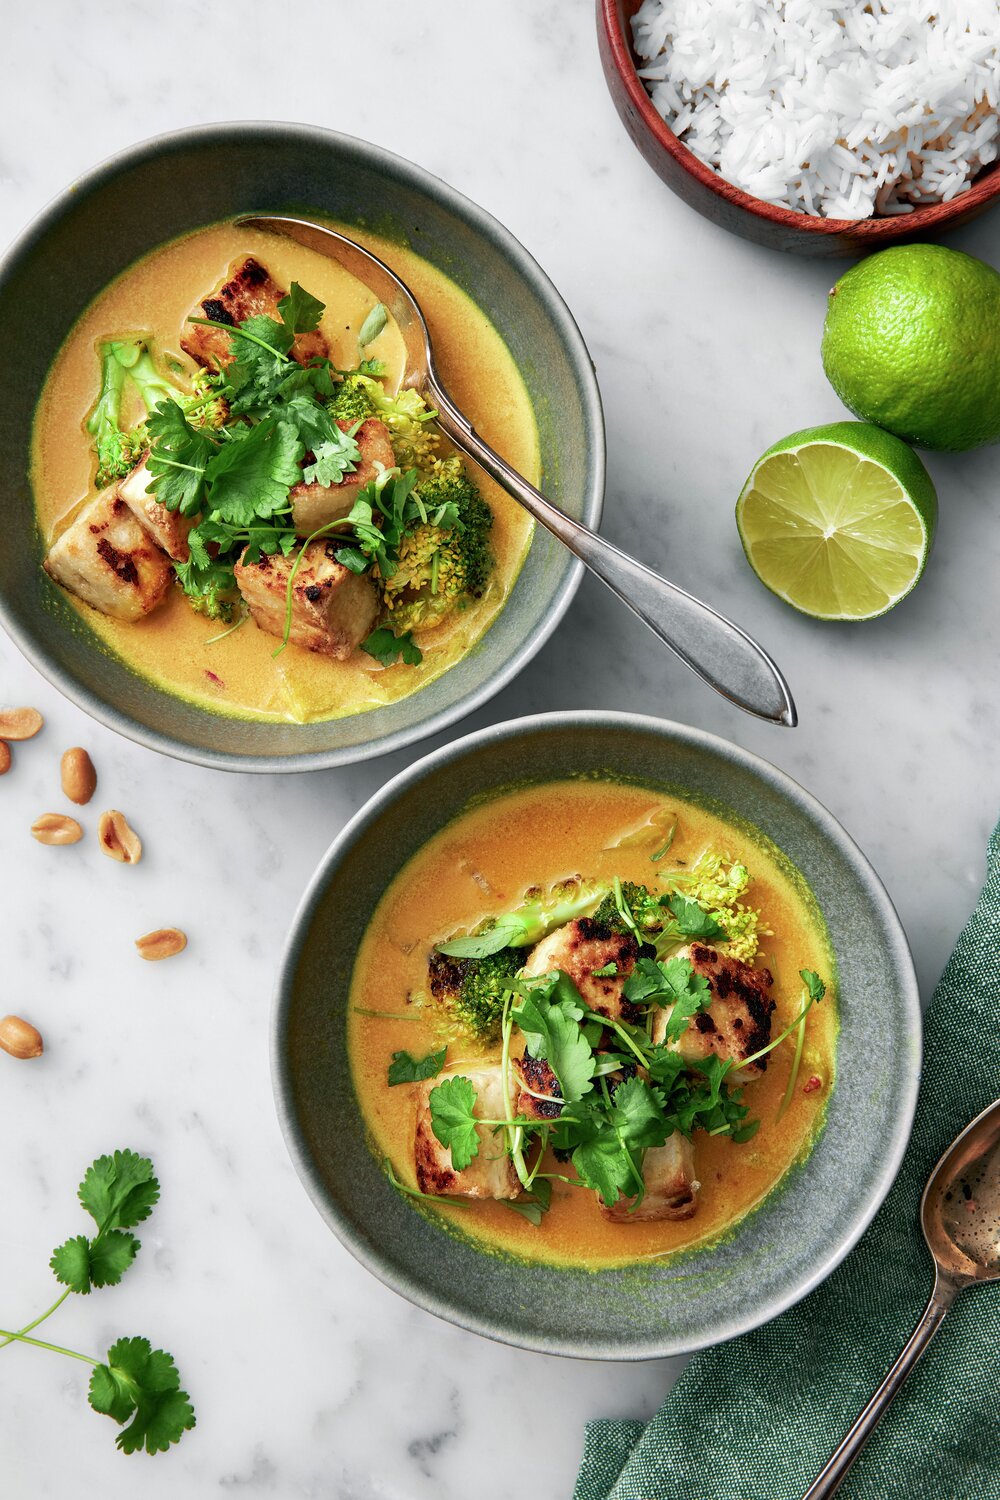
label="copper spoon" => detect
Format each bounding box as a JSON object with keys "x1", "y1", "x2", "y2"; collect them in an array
[
  {"x1": 803, "y1": 1097, "x2": 1000, "y2": 1499},
  {"x1": 238, "y1": 215, "x2": 796, "y2": 727}
]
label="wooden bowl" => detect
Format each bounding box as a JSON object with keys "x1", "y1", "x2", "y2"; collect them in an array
[{"x1": 598, "y1": 0, "x2": 1000, "y2": 257}]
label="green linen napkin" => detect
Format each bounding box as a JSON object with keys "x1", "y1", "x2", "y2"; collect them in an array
[{"x1": 575, "y1": 820, "x2": 1000, "y2": 1500}]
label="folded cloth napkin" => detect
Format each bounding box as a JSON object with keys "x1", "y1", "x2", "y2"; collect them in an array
[{"x1": 575, "y1": 820, "x2": 1000, "y2": 1500}]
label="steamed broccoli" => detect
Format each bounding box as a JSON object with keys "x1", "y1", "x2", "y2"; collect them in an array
[
  {"x1": 593, "y1": 881, "x2": 667, "y2": 938},
  {"x1": 327, "y1": 371, "x2": 376, "y2": 425},
  {"x1": 436, "y1": 878, "x2": 607, "y2": 960},
  {"x1": 428, "y1": 946, "x2": 523, "y2": 1040},
  {"x1": 382, "y1": 457, "x2": 495, "y2": 631},
  {"x1": 86, "y1": 339, "x2": 226, "y2": 488},
  {"x1": 659, "y1": 852, "x2": 766, "y2": 964},
  {"x1": 350, "y1": 375, "x2": 441, "y2": 471},
  {"x1": 86, "y1": 344, "x2": 148, "y2": 488}
]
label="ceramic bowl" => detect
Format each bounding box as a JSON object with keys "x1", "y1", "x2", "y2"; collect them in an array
[
  {"x1": 0, "y1": 123, "x2": 603, "y2": 771},
  {"x1": 273, "y1": 711, "x2": 921, "y2": 1359},
  {"x1": 598, "y1": 0, "x2": 1000, "y2": 257}
]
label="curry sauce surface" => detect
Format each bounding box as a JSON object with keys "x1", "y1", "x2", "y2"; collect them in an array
[
  {"x1": 31, "y1": 222, "x2": 538, "y2": 722},
  {"x1": 348, "y1": 781, "x2": 838, "y2": 1269}
]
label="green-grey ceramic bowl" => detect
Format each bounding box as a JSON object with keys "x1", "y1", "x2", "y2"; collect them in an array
[
  {"x1": 273, "y1": 711, "x2": 921, "y2": 1359},
  {"x1": 0, "y1": 123, "x2": 603, "y2": 772}
]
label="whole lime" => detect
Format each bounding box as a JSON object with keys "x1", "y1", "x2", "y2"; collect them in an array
[{"x1": 822, "y1": 244, "x2": 1000, "y2": 451}]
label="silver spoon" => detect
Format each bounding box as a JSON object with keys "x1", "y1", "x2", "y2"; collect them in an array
[
  {"x1": 238, "y1": 215, "x2": 796, "y2": 727},
  {"x1": 803, "y1": 1096, "x2": 1000, "y2": 1499}
]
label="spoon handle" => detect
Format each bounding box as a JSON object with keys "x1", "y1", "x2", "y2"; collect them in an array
[
  {"x1": 427, "y1": 380, "x2": 796, "y2": 727},
  {"x1": 801, "y1": 1280, "x2": 955, "y2": 1499}
]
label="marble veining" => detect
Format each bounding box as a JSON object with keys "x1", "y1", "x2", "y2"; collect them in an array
[{"x1": 2, "y1": 2, "x2": 999, "y2": 1496}]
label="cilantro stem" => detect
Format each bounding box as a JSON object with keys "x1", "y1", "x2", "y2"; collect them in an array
[
  {"x1": 777, "y1": 991, "x2": 809, "y2": 1121},
  {"x1": 0, "y1": 1289, "x2": 70, "y2": 1351},
  {"x1": 384, "y1": 1159, "x2": 472, "y2": 1208},
  {"x1": 0, "y1": 1328, "x2": 97, "y2": 1365},
  {"x1": 272, "y1": 516, "x2": 356, "y2": 658},
  {"x1": 500, "y1": 995, "x2": 531, "y2": 1189},
  {"x1": 204, "y1": 610, "x2": 249, "y2": 646},
  {"x1": 187, "y1": 316, "x2": 293, "y2": 362},
  {"x1": 741, "y1": 997, "x2": 815, "y2": 1072},
  {"x1": 577, "y1": 1004, "x2": 649, "y2": 1069}
]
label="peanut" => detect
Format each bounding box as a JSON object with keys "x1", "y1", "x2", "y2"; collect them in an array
[
  {"x1": 98, "y1": 809, "x2": 142, "y2": 864},
  {"x1": 31, "y1": 813, "x2": 83, "y2": 846},
  {"x1": 0, "y1": 708, "x2": 43, "y2": 741},
  {"x1": 135, "y1": 928, "x2": 187, "y2": 961},
  {"x1": 0, "y1": 1015, "x2": 43, "y2": 1059},
  {"x1": 0, "y1": 742, "x2": 10, "y2": 775},
  {"x1": 61, "y1": 747, "x2": 97, "y2": 805}
]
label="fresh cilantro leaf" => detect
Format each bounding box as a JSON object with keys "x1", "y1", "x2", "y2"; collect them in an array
[
  {"x1": 612, "y1": 1077, "x2": 672, "y2": 1151},
  {"x1": 387, "y1": 1046, "x2": 447, "y2": 1086},
  {"x1": 357, "y1": 301, "x2": 388, "y2": 350},
  {"x1": 146, "y1": 401, "x2": 216, "y2": 515},
  {"x1": 800, "y1": 969, "x2": 826, "y2": 1002},
  {"x1": 235, "y1": 313, "x2": 294, "y2": 358},
  {"x1": 334, "y1": 545, "x2": 370, "y2": 574},
  {"x1": 592, "y1": 962, "x2": 618, "y2": 977},
  {"x1": 666, "y1": 893, "x2": 728, "y2": 942},
  {"x1": 428, "y1": 1076, "x2": 480, "y2": 1171},
  {"x1": 78, "y1": 1150, "x2": 160, "y2": 1232},
  {"x1": 511, "y1": 975, "x2": 595, "y2": 1104},
  {"x1": 361, "y1": 627, "x2": 423, "y2": 668},
  {"x1": 504, "y1": 1181, "x2": 552, "y2": 1227},
  {"x1": 89, "y1": 1337, "x2": 195, "y2": 1455},
  {"x1": 569, "y1": 1111, "x2": 639, "y2": 1208},
  {"x1": 50, "y1": 1231, "x2": 139, "y2": 1293},
  {"x1": 623, "y1": 955, "x2": 711, "y2": 1041},
  {"x1": 204, "y1": 418, "x2": 303, "y2": 525},
  {"x1": 173, "y1": 554, "x2": 237, "y2": 621},
  {"x1": 278, "y1": 282, "x2": 325, "y2": 335},
  {"x1": 303, "y1": 427, "x2": 361, "y2": 487}
]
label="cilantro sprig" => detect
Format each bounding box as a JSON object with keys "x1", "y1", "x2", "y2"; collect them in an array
[{"x1": 0, "y1": 1151, "x2": 194, "y2": 1455}]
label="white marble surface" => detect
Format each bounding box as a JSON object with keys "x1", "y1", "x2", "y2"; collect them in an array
[{"x1": 2, "y1": 3, "x2": 999, "y2": 1496}]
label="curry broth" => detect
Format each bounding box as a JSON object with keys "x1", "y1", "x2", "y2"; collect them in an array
[
  {"x1": 31, "y1": 223, "x2": 538, "y2": 723},
  {"x1": 348, "y1": 780, "x2": 837, "y2": 1269}
]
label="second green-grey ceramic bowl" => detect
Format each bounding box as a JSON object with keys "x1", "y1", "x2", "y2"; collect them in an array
[
  {"x1": 273, "y1": 712, "x2": 921, "y2": 1359},
  {"x1": 0, "y1": 123, "x2": 603, "y2": 771}
]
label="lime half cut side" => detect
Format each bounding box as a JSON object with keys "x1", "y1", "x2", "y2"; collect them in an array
[{"x1": 736, "y1": 422, "x2": 937, "y2": 621}]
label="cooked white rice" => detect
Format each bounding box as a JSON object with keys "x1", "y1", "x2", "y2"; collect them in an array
[{"x1": 630, "y1": 0, "x2": 1000, "y2": 218}]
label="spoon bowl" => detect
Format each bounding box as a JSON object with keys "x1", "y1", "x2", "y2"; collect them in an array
[{"x1": 239, "y1": 214, "x2": 797, "y2": 727}]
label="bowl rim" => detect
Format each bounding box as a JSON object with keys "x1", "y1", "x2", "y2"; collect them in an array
[
  {"x1": 271, "y1": 708, "x2": 922, "y2": 1360},
  {"x1": 598, "y1": 0, "x2": 1000, "y2": 239},
  {"x1": 0, "y1": 120, "x2": 605, "y2": 774}
]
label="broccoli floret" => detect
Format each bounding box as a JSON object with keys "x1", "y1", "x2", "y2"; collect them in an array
[
  {"x1": 436, "y1": 878, "x2": 607, "y2": 960},
  {"x1": 327, "y1": 371, "x2": 376, "y2": 425},
  {"x1": 351, "y1": 376, "x2": 441, "y2": 470},
  {"x1": 660, "y1": 852, "x2": 766, "y2": 964},
  {"x1": 428, "y1": 946, "x2": 522, "y2": 1041},
  {"x1": 86, "y1": 344, "x2": 147, "y2": 488},
  {"x1": 382, "y1": 457, "x2": 495, "y2": 631},
  {"x1": 87, "y1": 340, "x2": 226, "y2": 488},
  {"x1": 593, "y1": 881, "x2": 667, "y2": 938}
]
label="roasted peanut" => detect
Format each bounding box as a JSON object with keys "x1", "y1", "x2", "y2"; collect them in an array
[
  {"x1": 98, "y1": 810, "x2": 142, "y2": 864},
  {"x1": 0, "y1": 742, "x2": 10, "y2": 775},
  {"x1": 135, "y1": 928, "x2": 187, "y2": 961},
  {"x1": 61, "y1": 747, "x2": 97, "y2": 805},
  {"x1": 31, "y1": 813, "x2": 83, "y2": 846},
  {"x1": 0, "y1": 1015, "x2": 43, "y2": 1059},
  {"x1": 0, "y1": 708, "x2": 43, "y2": 741}
]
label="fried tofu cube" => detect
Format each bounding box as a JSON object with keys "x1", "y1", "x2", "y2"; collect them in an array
[
  {"x1": 43, "y1": 488, "x2": 173, "y2": 622},
  {"x1": 513, "y1": 1054, "x2": 563, "y2": 1121},
  {"x1": 650, "y1": 944, "x2": 775, "y2": 1078},
  {"x1": 181, "y1": 257, "x2": 328, "y2": 371},
  {"x1": 522, "y1": 918, "x2": 648, "y2": 1022},
  {"x1": 600, "y1": 1132, "x2": 699, "y2": 1222},
  {"x1": 234, "y1": 540, "x2": 377, "y2": 659},
  {"x1": 414, "y1": 1065, "x2": 520, "y2": 1200},
  {"x1": 290, "y1": 418, "x2": 395, "y2": 536},
  {"x1": 117, "y1": 457, "x2": 193, "y2": 562}
]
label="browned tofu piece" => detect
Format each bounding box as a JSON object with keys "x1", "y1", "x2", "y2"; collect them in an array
[
  {"x1": 414, "y1": 1065, "x2": 520, "y2": 1200},
  {"x1": 522, "y1": 918, "x2": 648, "y2": 1022},
  {"x1": 650, "y1": 944, "x2": 775, "y2": 1078},
  {"x1": 43, "y1": 488, "x2": 173, "y2": 622},
  {"x1": 600, "y1": 1133, "x2": 699, "y2": 1222},
  {"x1": 513, "y1": 1055, "x2": 563, "y2": 1121},
  {"x1": 180, "y1": 257, "x2": 328, "y2": 371},
  {"x1": 234, "y1": 540, "x2": 377, "y2": 659},
  {"x1": 117, "y1": 457, "x2": 193, "y2": 562},
  {"x1": 290, "y1": 418, "x2": 395, "y2": 535}
]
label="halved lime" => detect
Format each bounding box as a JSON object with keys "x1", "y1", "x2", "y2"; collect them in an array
[{"x1": 735, "y1": 422, "x2": 937, "y2": 621}]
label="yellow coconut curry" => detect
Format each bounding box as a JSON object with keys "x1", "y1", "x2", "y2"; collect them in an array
[
  {"x1": 349, "y1": 780, "x2": 837, "y2": 1268},
  {"x1": 31, "y1": 222, "x2": 537, "y2": 723}
]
